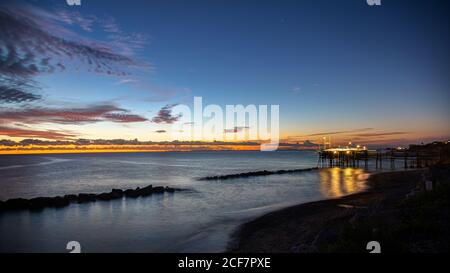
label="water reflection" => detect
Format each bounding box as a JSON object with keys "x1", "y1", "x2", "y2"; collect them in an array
[
  {"x1": 319, "y1": 168, "x2": 369, "y2": 198},
  {"x1": 0, "y1": 152, "x2": 374, "y2": 252}
]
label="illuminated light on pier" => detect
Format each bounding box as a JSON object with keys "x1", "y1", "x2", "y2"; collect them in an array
[
  {"x1": 323, "y1": 146, "x2": 368, "y2": 153},
  {"x1": 318, "y1": 142, "x2": 445, "y2": 169},
  {"x1": 318, "y1": 144, "x2": 371, "y2": 168}
]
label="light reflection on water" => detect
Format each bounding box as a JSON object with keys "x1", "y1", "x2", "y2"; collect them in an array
[
  {"x1": 319, "y1": 168, "x2": 369, "y2": 198},
  {"x1": 0, "y1": 151, "x2": 371, "y2": 253}
]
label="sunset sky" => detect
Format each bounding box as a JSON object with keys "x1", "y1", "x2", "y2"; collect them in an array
[{"x1": 0, "y1": 0, "x2": 449, "y2": 147}]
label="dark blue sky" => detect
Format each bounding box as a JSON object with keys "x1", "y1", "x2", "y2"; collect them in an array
[{"x1": 1, "y1": 0, "x2": 449, "y2": 145}]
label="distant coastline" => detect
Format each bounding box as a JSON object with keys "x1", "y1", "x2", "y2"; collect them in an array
[
  {"x1": 0, "y1": 147, "x2": 259, "y2": 155},
  {"x1": 0, "y1": 139, "x2": 320, "y2": 155}
]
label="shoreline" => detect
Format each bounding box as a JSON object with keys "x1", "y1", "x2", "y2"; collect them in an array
[{"x1": 228, "y1": 169, "x2": 427, "y2": 253}]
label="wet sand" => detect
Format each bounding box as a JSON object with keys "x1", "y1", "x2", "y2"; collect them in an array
[{"x1": 229, "y1": 169, "x2": 425, "y2": 253}]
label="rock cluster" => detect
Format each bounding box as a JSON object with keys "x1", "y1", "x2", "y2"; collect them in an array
[
  {"x1": 200, "y1": 167, "x2": 318, "y2": 180},
  {"x1": 0, "y1": 185, "x2": 180, "y2": 212}
]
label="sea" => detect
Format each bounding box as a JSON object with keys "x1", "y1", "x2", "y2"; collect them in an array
[{"x1": 0, "y1": 151, "x2": 371, "y2": 252}]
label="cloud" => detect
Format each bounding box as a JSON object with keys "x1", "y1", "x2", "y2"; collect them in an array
[
  {"x1": 0, "y1": 104, "x2": 148, "y2": 125},
  {"x1": 0, "y1": 3, "x2": 141, "y2": 103},
  {"x1": 351, "y1": 132, "x2": 410, "y2": 138},
  {"x1": 151, "y1": 104, "x2": 182, "y2": 124},
  {"x1": 154, "y1": 130, "x2": 167, "y2": 133},
  {"x1": 103, "y1": 112, "x2": 148, "y2": 123},
  {"x1": 303, "y1": 140, "x2": 318, "y2": 147},
  {"x1": 0, "y1": 76, "x2": 41, "y2": 102},
  {"x1": 305, "y1": 128, "x2": 374, "y2": 137},
  {"x1": 55, "y1": 10, "x2": 97, "y2": 32},
  {"x1": 224, "y1": 126, "x2": 250, "y2": 134},
  {"x1": 0, "y1": 85, "x2": 41, "y2": 103},
  {"x1": 98, "y1": 16, "x2": 149, "y2": 56},
  {"x1": 101, "y1": 17, "x2": 122, "y2": 34},
  {"x1": 114, "y1": 78, "x2": 139, "y2": 85},
  {"x1": 0, "y1": 7, "x2": 135, "y2": 76},
  {"x1": 0, "y1": 126, "x2": 76, "y2": 140}
]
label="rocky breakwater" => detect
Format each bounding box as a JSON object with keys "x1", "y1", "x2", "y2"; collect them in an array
[
  {"x1": 199, "y1": 167, "x2": 319, "y2": 181},
  {"x1": 0, "y1": 185, "x2": 183, "y2": 212}
]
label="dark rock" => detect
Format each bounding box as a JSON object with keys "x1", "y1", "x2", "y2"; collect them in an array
[
  {"x1": 124, "y1": 188, "x2": 141, "y2": 198},
  {"x1": 29, "y1": 197, "x2": 54, "y2": 210},
  {"x1": 20, "y1": 196, "x2": 70, "y2": 210},
  {"x1": 111, "y1": 189, "x2": 124, "y2": 196},
  {"x1": 165, "y1": 186, "x2": 175, "y2": 193},
  {"x1": 138, "y1": 185, "x2": 153, "y2": 196},
  {"x1": 152, "y1": 186, "x2": 165, "y2": 193},
  {"x1": 52, "y1": 196, "x2": 70, "y2": 207},
  {"x1": 5, "y1": 198, "x2": 30, "y2": 210},
  {"x1": 77, "y1": 193, "x2": 96, "y2": 203},
  {"x1": 97, "y1": 191, "x2": 122, "y2": 201},
  {"x1": 96, "y1": 192, "x2": 113, "y2": 201},
  {"x1": 110, "y1": 190, "x2": 123, "y2": 199},
  {"x1": 1, "y1": 185, "x2": 184, "y2": 211},
  {"x1": 64, "y1": 194, "x2": 78, "y2": 202},
  {"x1": 200, "y1": 167, "x2": 318, "y2": 180}
]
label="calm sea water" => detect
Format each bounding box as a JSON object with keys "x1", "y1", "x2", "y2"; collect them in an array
[{"x1": 0, "y1": 151, "x2": 370, "y2": 253}]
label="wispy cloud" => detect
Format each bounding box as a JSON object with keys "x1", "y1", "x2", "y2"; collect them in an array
[
  {"x1": 0, "y1": 104, "x2": 148, "y2": 125},
  {"x1": 102, "y1": 112, "x2": 148, "y2": 123},
  {"x1": 0, "y1": 6, "x2": 135, "y2": 75},
  {"x1": 99, "y1": 16, "x2": 149, "y2": 56},
  {"x1": 114, "y1": 78, "x2": 139, "y2": 85},
  {"x1": 0, "y1": 3, "x2": 143, "y2": 104},
  {"x1": 351, "y1": 131, "x2": 410, "y2": 138},
  {"x1": 305, "y1": 128, "x2": 374, "y2": 137},
  {"x1": 0, "y1": 126, "x2": 76, "y2": 140},
  {"x1": 55, "y1": 10, "x2": 97, "y2": 32},
  {"x1": 224, "y1": 126, "x2": 250, "y2": 134},
  {"x1": 0, "y1": 85, "x2": 41, "y2": 103},
  {"x1": 151, "y1": 104, "x2": 182, "y2": 124}
]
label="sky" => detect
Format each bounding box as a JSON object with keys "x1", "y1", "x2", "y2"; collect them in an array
[{"x1": 0, "y1": 0, "x2": 449, "y2": 147}]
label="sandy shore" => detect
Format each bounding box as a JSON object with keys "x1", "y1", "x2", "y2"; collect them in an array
[{"x1": 228, "y1": 169, "x2": 427, "y2": 253}]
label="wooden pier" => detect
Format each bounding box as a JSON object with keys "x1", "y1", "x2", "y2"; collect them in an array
[{"x1": 318, "y1": 147, "x2": 441, "y2": 170}]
